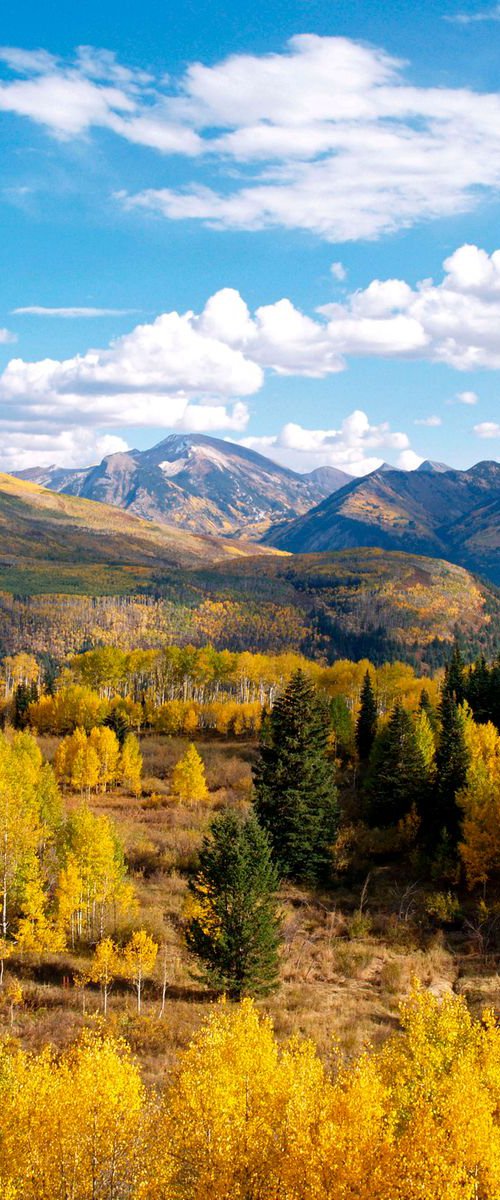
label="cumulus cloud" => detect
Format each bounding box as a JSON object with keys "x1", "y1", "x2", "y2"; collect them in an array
[
  {"x1": 6, "y1": 244, "x2": 500, "y2": 471},
  {"x1": 414, "y1": 416, "x2": 442, "y2": 426},
  {"x1": 5, "y1": 36, "x2": 500, "y2": 240},
  {"x1": 0, "y1": 427, "x2": 129, "y2": 471},
  {"x1": 474, "y1": 421, "x2": 500, "y2": 438},
  {"x1": 240, "y1": 409, "x2": 420, "y2": 476},
  {"x1": 0, "y1": 328, "x2": 17, "y2": 344}
]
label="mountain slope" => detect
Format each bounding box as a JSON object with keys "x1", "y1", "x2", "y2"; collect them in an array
[
  {"x1": 1, "y1": 546, "x2": 499, "y2": 667},
  {"x1": 13, "y1": 434, "x2": 351, "y2": 538},
  {"x1": 264, "y1": 461, "x2": 500, "y2": 583},
  {"x1": 0, "y1": 472, "x2": 277, "y2": 593}
]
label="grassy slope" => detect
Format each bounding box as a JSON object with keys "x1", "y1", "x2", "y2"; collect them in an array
[{"x1": 0, "y1": 472, "x2": 278, "y2": 592}]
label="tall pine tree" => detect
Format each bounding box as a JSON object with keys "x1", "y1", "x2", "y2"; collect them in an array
[
  {"x1": 364, "y1": 701, "x2": 430, "y2": 827},
  {"x1": 431, "y1": 690, "x2": 470, "y2": 847},
  {"x1": 356, "y1": 671, "x2": 378, "y2": 762},
  {"x1": 253, "y1": 670, "x2": 338, "y2": 883},
  {"x1": 443, "y1": 643, "x2": 466, "y2": 705},
  {"x1": 185, "y1": 809, "x2": 281, "y2": 999}
]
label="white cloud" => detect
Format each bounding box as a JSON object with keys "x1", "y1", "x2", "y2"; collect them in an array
[
  {"x1": 240, "y1": 409, "x2": 419, "y2": 475},
  {"x1": 331, "y1": 262, "x2": 347, "y2": 281},
  {"x1": 13, "y1": 306, "x2": 139, "y2": 318},
  {"x1": 0, "y1": 329, "x2": 17, "y2": 344},
  {"x1": 317, "y1": 245, "x2": 500, "y2": 369},
  {"x1": 6, "y1": 244, "x2": 500, "y2": 471},
  {"x1": 5, "y1": 37, "x2": 500, "y2": 240},
  {"x1": 455, "y1": 389, "x2": 479, "y2": 404},
  {"x1": 474, "y1": 421, "x2": 500, "y2": 437},
  {"x1": 446, "y1": 5, "x2": 500, "y2": 22},
  {"x1": 0, "y1": 427, "x2": 129, "y2": 471},
  {"x1": 397, "y1": 449, "x2": 424, "y2": 470},
  {"x1": 414, "y1": 415, "x2": 442, "y2": 426}
]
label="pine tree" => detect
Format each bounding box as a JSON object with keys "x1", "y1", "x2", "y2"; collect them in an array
[
  {"x1": 355, "y1": 670, "x2": 378, "y2": 763},
  {"x1": 443, "y1": 643, "x2": 466, "y2": 705},
  {"x1": 364, "y1": 702, "x2": 430, "y2": 827},
  {"x1": 185, "y1": 809, "x2": 281, "y2": 1000},
  {"x1": 432, "y1": 690, "x2": 470, "y2": 847},
  {"x1": 253, "y1": 670, "x2": 338, "y2": 883},
  {"x1": 171, "y1": 743, "x2": 208, "y2": 804}
]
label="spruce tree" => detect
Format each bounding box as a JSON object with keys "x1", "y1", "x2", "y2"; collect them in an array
[
  {"x1": 432, "y1": 690, "x2": 470, "y2": 846},
  {"x1": 364, "y1": 701, "x2": 430, "y2": 827},
  {"x1": 356, "y1": 671, "x2": 378, "y2": 762},
  {"x1": 253, "y1": 670, "x2": 338, "y2": 883},
  {"x1": 443, "y1": 643, "x2": 466, "y2": 705},
  {"x1": 185, "y1": 809, "x2": 281, "y2": 999}
]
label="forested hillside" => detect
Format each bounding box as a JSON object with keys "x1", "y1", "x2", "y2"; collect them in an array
[{"x1": 1, "y1": 547, "x2": 498, "y2": 669}]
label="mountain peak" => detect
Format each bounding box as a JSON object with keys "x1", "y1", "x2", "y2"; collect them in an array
[
  {"x1": 417, "y1": 459, "x2": 452, "y2": 474},
  {"x1": 11, "y1": 432, "x2": 349, "y2": 539}
]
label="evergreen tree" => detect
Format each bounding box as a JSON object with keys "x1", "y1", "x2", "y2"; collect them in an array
[
  {"x1": 13, "y1": 683, "x2": 37, "y2": 730},
  {"x1": 431, "y1": 690, "x2": 470, "y2": 847},
  {"x1": 418, "y1": 687, "x2": 437, "y2": 730},
  {"x1": 355, "y1": 671, "x2": 378, "y2": 762},
  {"x1": 443, "y1": 643, "x2": 466, "y2": 705},
  {"x1": 105, "y1": 707, "x2": 129, "y2": 746},
  {"x1": 364, "y1": 701, "x2": 430, "y2": 827},
  {"x1": 185, "y1": 809, "x2": 281, "y2": 999},
  {"x1": 253, "y1": 671, "x2": 338, "y2": 883}
]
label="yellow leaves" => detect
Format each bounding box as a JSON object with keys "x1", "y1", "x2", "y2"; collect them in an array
[
  {"x1": 171, "y1": 744, "x2": 209, "y2": 805},
  {"x1": 2, "y1": 988, "x2": 500, "y2": 1198},
  {"x1": 0, "y1": 1032, "x2": 145, "y2": 1200},
  {"x1": 122, "y1": 930, "x2": 158, "y2": 1014},
  {"x1": 56, "y1": 805, "x2": 135, "y2": 944},
  {"x1": 119, "y1": 732, "x2": 143, "y2": 796},
  {"x1": 459, "y1": 713, "x2": 500, "y2": 890}
]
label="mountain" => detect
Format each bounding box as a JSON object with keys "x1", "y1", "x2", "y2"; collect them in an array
[
  {"x1": 263, "y1": 460, "x2": 500, "y2": 584},
  {"x1": 13, "y1": 434, "x2": 351, "y2": 538},
  {"x1": 417, "y1": 459, "x2": 453, "y2": 474},
  {"x1": 302, "y1": 465, "x2": 353, "y2": 491},
  {"x1": 0, "y1": 472, "x2": 277, "y2": 594}
]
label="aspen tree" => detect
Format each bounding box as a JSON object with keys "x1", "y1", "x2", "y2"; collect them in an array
[
  {"x1": 172, "y1": 743, "x2": 208, "y2": 804},
  {"x1": 122, "y1": 929, "x2": 158, "y2": 1014}
]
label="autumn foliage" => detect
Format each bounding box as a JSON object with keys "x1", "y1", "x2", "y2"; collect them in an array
[{"x1": 2, "y1": 988, "x2": 500, "y2": 1198}]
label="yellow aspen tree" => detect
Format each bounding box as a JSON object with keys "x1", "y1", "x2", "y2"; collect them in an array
[
  {"x1": 55, "y1": 852, "x2": 83, "y2": 946},
  {"x1": 0, "y1": 1033, "x2": 146, "y2": 1200},
  {"x1": 5, "y1": 979, "x2": 23, "y2": 1028},
  {"x1": 0, "y1": 936, "x2": 12, "y2": 986},
  {"x1": 89, "y1": 937, "x2": 119, "y2": 1016},
  {"x1": 459, "y1": 718, "x2": 500, "y2": 890},
  {"x1": 15, "y1": 861, "x2": 65, "y2": 956},
  {"x1": 171, "y1": 743, "x2": 208, "y2": 804},
  {"x1": 71, "y1": 741, "x2": 100, "y2": 798},
  {"x1": 89, "y1": 726, "x2": 120, "y2": 792},
  {"x1": 0, "y1": 733, "x2": 44, "y2": 938},
  {"x1": 61, "y1": 806, "x2": 135, "y2": 943},
  {"x1": 53, "y1": 726, "x2": 87, "y2": 788},
  {"x1": 122, "y1": 929, "x2": 158, "y2": 1014},
  {"x1": 119, "y1": 733, "x2": 143, "y2": 796}
]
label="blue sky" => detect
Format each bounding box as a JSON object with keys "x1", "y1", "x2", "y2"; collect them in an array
[{"x1": 1, "y1": 0, "x2": 500, "y2": 475}]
